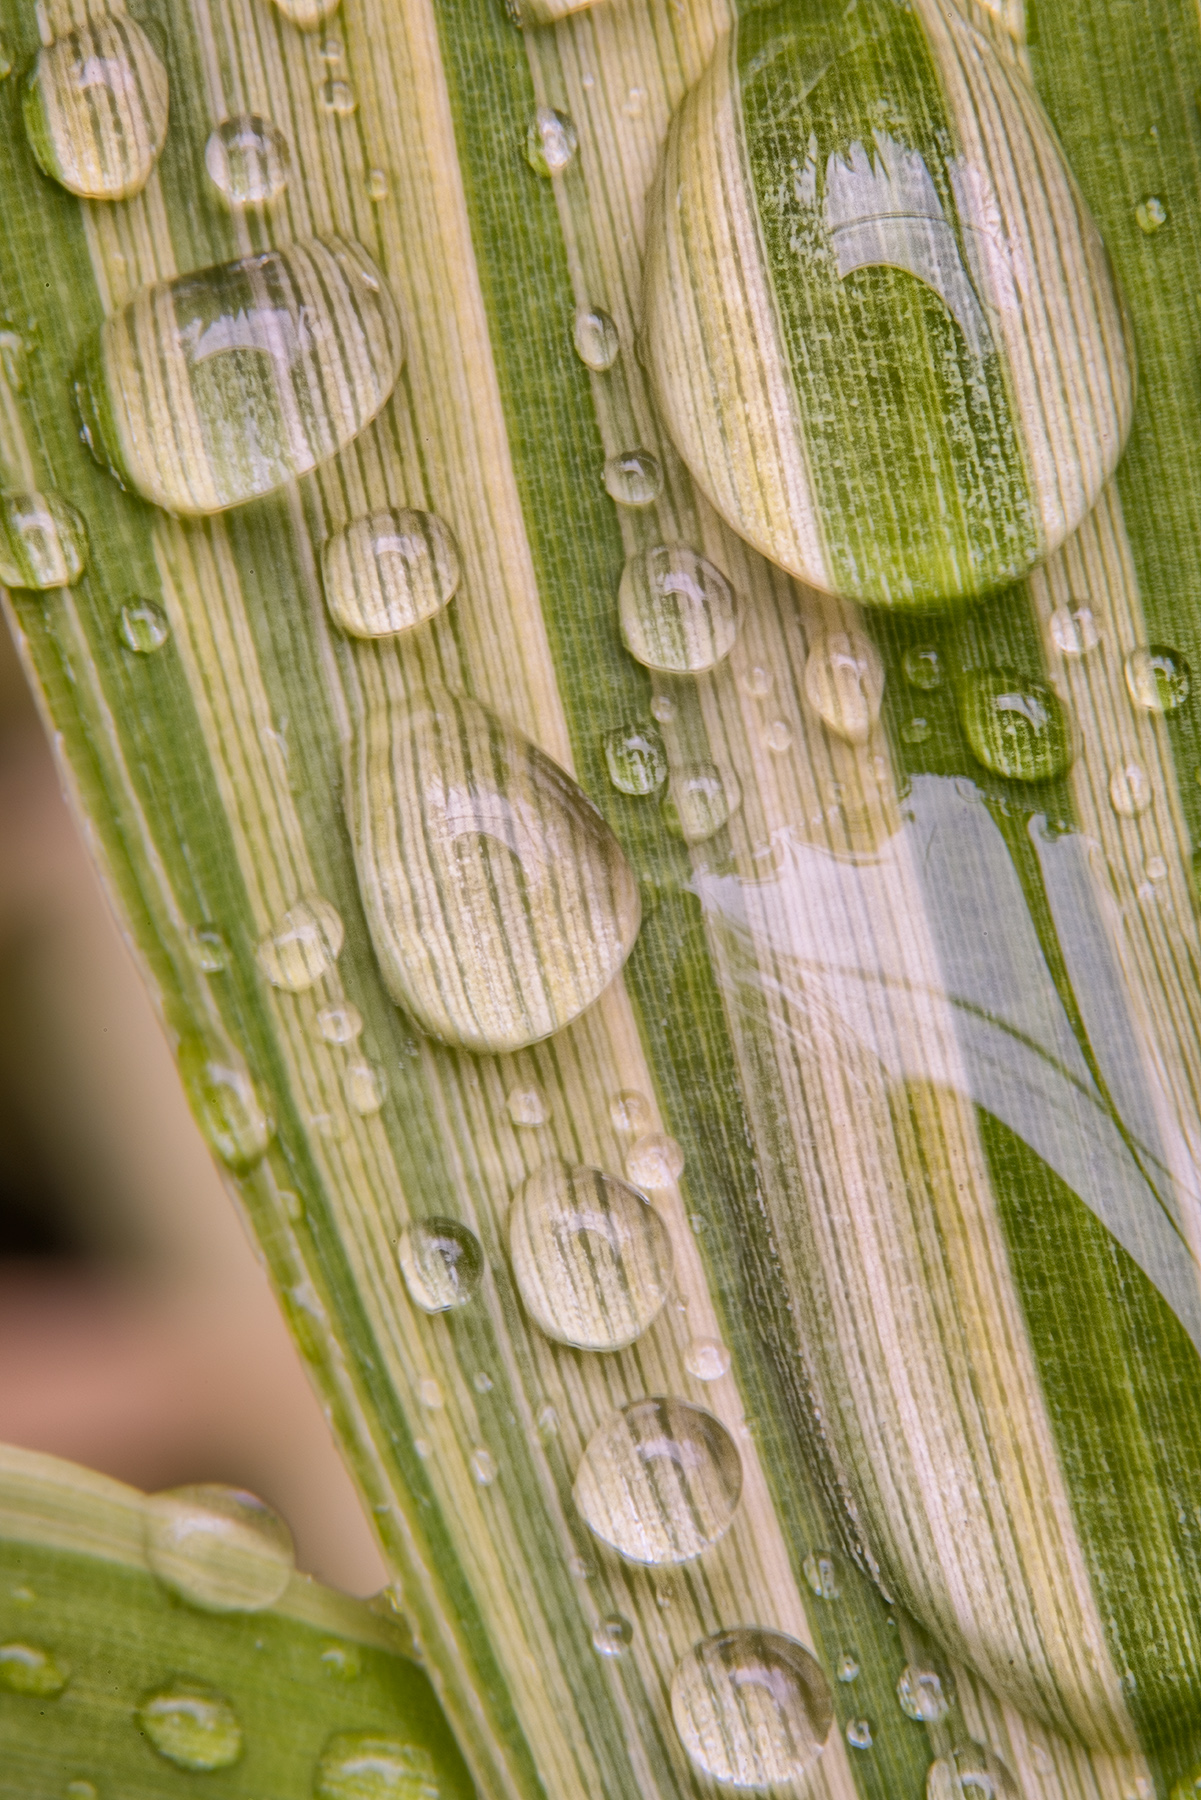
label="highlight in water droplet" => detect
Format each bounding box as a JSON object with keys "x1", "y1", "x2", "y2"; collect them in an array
[
  {"x1": 187, "y1": 925, "x2": 228, "y2": 973},
  {"x1": 23, "y1": 18, "x2": 168, "y2": 201},
  {"x1": 805, "y1": 631, "x2": 884, "y2": 745},
  {"x1": 671, "y1": 1627, "x2": 833, "y2": 1786},
  {"x1": 764, "y1": 718, "x2": 793, "y2": 754},
  {"x1": 1125, "y1": 645, "x2": 1191, "y2": 713},
  {"x1": 257, "y1": 897, "x2": 343, "y2": 992},
  {"x1": 507, "y1": 1084, "x2": 548, "y2": 1127},
  {"x1": 323, "y1": 507, "x2": 460, "y2": 639},
  {"x1": 179, "y1": 1040, "x2": 275, "y2": 1174},
  {"x1": 650, "y1": 693, "x2": 676, "y2": 724},
  {"x1": 604, "y1": 450, "x2": 662, "y2": 509},
  {"x1": 958, "y1": 671, "x2": 1073, "y2": 782},
  {"x1": 901, "y1": 716, "x2": 931, "y2": 745},
  {"x1": 1136, "y1": 195, "x2": 1167, "y2": 234},
  {"x1": 740, "y1": 664, "x2": 773, "y2": 700},
  {"x1": 574, "y1": 307, "x2": 619, "y2": 371},
  {"x1": 0, "y1": 1642, "x2": 67, "y2": 1697},
  {"x1": 417, "y1": 1377, "x2": 443, "y2": 1409},
  {"x1": 926, "y1": 1742, "x2": 1019, "y2": 1800},
  {"x1": 620, "y1": 545, "x2": 737, "y2": 674},
  {"x1": 593, "y1": 1615, "x2": 633, "y2": 1657},
  {"x1": 346, "y1": 1057, "x2": 388, "y2": 1115},
  {"x1": 317, "y1": 1002, "x2": 364, "y2": 1044},
  {"x1": 663, "y1": 764, "x2": 739, "y2": 843},
  {"x1": 320, "y1": 1643, "x2": 361, "y2": 1680},
  {"x1": 574, "y1": 1396, "x2": 742, "y2": 1563},
  {"x1": 897, "y1": 1665, "x2": 950, "y2": 1723},
  {"x1": 119, "y1": 599, "x2": 170, "y2": 654},
  {"x1": 604, "y1": 724, "x2": 667, "y2": 796},
  {"x1": 625, "y1": 1131, "x2": 684, "y2": 1189},
  {"x1": 0, "y1": 490, "x2": 87, "y2": 589},
  {"x1": 1110, "y1": 762, "x2": 1152, "y2": 818},
  {"x1": 138, "y1": 1684, "x2": 243, "y2": 1771},
  {"x1": 320, "y1": 77, "x2": 357, "y2": 114},
  {"x1": 366, "y1": 167, "x2": 389, "y2": 201},
  {"x1": 314, "y1": 1733, "x2": 440, "y2": 1800},
  {"x1": 903, "y1": 645, "x2": 944, "y2": 691},
  {"x1": 398, "y1": 1217, "x2": 484, "y2": 1313},
  {"x1": 1050, "y1": 602, "x2": 1100, "y2": 658},
  {"x1": 144, "y1": 1484, "x2": 295, "y2": 1613},
  {"x1": 847, "y1": 1719, "x2": 874, "y2": 1750},
  {"x1": 205, "y1": 114, "x2": 290, "y2": 206},
  {"x1": 837, "y1": 1652, "x2": 860, "y2": 1682},
  {"x1": 802, "y1": 1549, "x2": 839, "y2": 1598},
  {"x1": 471, "y1": 1447, "x2": 498, "y2": 1485},
  {"x1": 526, "y1": 106, "x2": 577, "y2": 176},
  {"x1": 609, "y1": 1089, "x2": 651, "y2": 1134},
  {"x1": 685, "y1": 1337, "x2": 731, "y2": 1381},
  {"x1": 510, "y1": 1163, "x2": 674, "y2": 1351}
]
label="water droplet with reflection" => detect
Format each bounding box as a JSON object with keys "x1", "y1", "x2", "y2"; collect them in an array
[
  {"x1": 575, "y1": 307, "x2": 619, "y2": 371},
  {"x1": 324, "y1": 508, "x2": 460, "y2": 639},
  {"x1": 257, "y1": 897, "x2": 343, "y2": 992},
  {"x1": 144, "y1": 1484, "x2": 294, "y2": 1612},
  {"x1": 685, "y1": 1337, "x2": 731, "y2": 1380},
  {"x1": 179, "y1": 1040, "x2": 274, "y2": 1174},
  {"x1": 0, "y1": 490, "x2": 87, "y2": 589},
  {"x1": 958, "y1": 671, "x2": 1073, "y2": 782},
  {"x1": 926, "y1": 1742, "x2": 1018, "y2": 1800},
  {"x1": 119, "y1": 599, "x2": 169, "y2": 653},
  {"x1": 205, "y1": 115, "x2": 290, "y2": 206},
  {"x1": 670, "y1": 1627, "x2": 833, "y2": 1786},
  {"x1": 897, "y1": 1664, "x2": 950, "y2": 1722},
  {"x1": 398, "y1": 1217, "x2": 484, "y2": 1313},
  {"x1": 604, "y1": 451, "x2": 662, "y2": 508},
  {"x1": 23, "y1": 17, "x2": 168, "y2": 200},
  {"x1": 526, "y1": 107, "x2": 577, "y2": 176},
  {"x1": 663, "y1": 764, "x2": 739, "y2": 842},
  {"x1": 138, "y1": 1684, "x2": 242, "y2": 1771},
  {"x1": 574, "y1": 1396, "x2": 742, "y2": 1563},
  {"x1": 1125, "y1": 646, "x2": 1190, "y2": 713},
  {"x1": 625, "y1": 1131, "x2": 684, "y2": 1189},
  {"x1": 620, "y1": 545, "x2": 737, "y2": 674},
  {"x1": 805, "y1": 631, "x2": 884, "y2": 745},
  {"x1": 593, "y1": 1615, "x2": 633, "y2": 1657},
  {"x1": 1050, "y1": 602, "x2": 1100, "y2": 658},
  {"x1": 604, "y1": 724, "x2": 667, "y2": 796},
  {"x1": 0, "y1": 1642, "x2": 67, "y2": 1696},
  {"x1": 314, "y1": 1733, "x2": 440, "y2": 1800}
]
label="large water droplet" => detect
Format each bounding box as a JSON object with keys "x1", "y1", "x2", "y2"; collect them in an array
[
  {"x1": 619, "y1": 545, "x2": 737, "y2": 674},
  {"x1": 604, "y1": 450, "x2": 662, "y2": 509},
  {"x1": 897, "y1": 1664, "x2": 950, "y2": 1723},
  {"x1": 509, "y1": 1163, "x2": 674, "y2": 1351},
  {"x1": 348, "y1": 689, "x2": 640, "y2": 1052},
  {"x1": 574, "y1": 1396, "x2": 742, "y2": 1563},
  {"x1": 670, "y1": 1627, "x2": 833, "y2": 1786},
  {"x1": 0, "y1": 1642, "x2": 67, "y2": 1696},
  {"x1": 314, "y1": 1733, "x2": 440, "y2": 1800},
  {"x1": 138, "y1": 1684, "x2": 243, "y2": 1771},
  {"x1": 0, "y1": 490, "x2": 87, "y2": 589},
  {"x1": 257, "y1": 897, "x2": 343, "y2": 991},
  {"x1": 685, "y1": 1337, "x2": 731, "y2": 1381},
  {"x1": 205, "y1": 114, "x2": 290, "y2": 206},
  {"x1": 958, "y1": 671, "x2": 1073, "y2": 781},
  {"x1": 1050, "y1": 602, "x2": 1100, "y2": 658},
  {"x1": 144, "y1": 1484, "x2": 294, "y2": 1612},
  {"x1": 804, "y1": 631, "x2": 884, "y2": 745},
  {"x1": 526, "y1": 106, "x2": 577, "y2": 176},
  {"x1": 323, "y1": 508, "x2": 460, "y2": 639},
  {"x1": 604, "y1": 724, "x2": 667, "y2": 796},
  {"x1": 398, "y1": 1217, "x2": 484, "y2": 1313},
  {"x1": 662, "y1": 763, "x2": 738, "y2": 843},
  {"x1": 75, "y1": 239, "x2": 403, "y2": 515},
  {"x1": 1110, "y1": 761, "x2": 1153, "y2": 818},
  {"x1": 119, "y1": 599, "x2": 169, "y2": 653},
  {"x1": 574, "y1": 307, "x2": 619, "y2": 372},
  {"x1": 624, "y1": 1131, "x2": 684, "y2": 1189},
  {"x1": 927, "y1": 1743, "x2": 1018, "y2": 1800},
  {"x1": 593, "y1": 1615, "x2": 633, "y2": 1657},
  {"x1": 178, "y1": 1040, "x2": 275, "y2": 1174},
  {"x1": 1125, "y1": 645, "x2": 1191, "y2": 713},
  {"x1": 23, "y1": 17, "x2": 168, "y2": 201}
]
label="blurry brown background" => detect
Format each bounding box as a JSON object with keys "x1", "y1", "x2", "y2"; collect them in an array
[{"x1": 0, "y1": 610, "x2": 386, "y2": 1595}]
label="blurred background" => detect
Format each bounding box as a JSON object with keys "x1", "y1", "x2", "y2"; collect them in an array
[{"x1": 0, "y1": 608, "x2": 386, "y2": 1596}]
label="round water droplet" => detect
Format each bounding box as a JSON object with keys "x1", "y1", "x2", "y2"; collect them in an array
[
  {"x1": 510, "y1": 1163, "x2": 674, "y2": 1351},
  {"x1": 650, "y1": 693, "x2": 676, "y2": 724},
  {"x1": 320, "y1": 34, "x2": 343, "y2": 57},
  {"x1": 620, "y1": 545, "x2": 737, "y2": 674},
  {"x1": 927, "y1": 1742, "x2": 1018, "y2": 1800},
  {"x1": 604, "y1": 450, "x2": 662, "y2": 509},
  {"x1": 178, "y1": 1040, "x2": 274, "y2": 1174},
  {"x1": 257, "y1": 896, "x2": 343, "y2": 991},
  {"x1": 837, "y1": 1652, "x2": 860, "y2": 1683},
  {"x1": 366, "y1": 167, "x2": 389, "y2": 201},
  {"x1": 323, "y1": 507, "x2": 460, "y2": 639},
  {"x1": 75, "y1": 239, "x2": 403, "y2": 515},
  {"x1": 740, "y1": 664, "x2": 773, "y2": 700},
  {"x1": 846, "y1": 1718, "x2": 874, "y2": 1750},
  {"x1": 320, "y1": 1643, "x2": 361, "y2": 1680},
  {"x1": 958, "y1": 671, "x2": 1073, "y2": 782},
  {"x1": 685, "y1": 1337, "x2": 731, "y2": 1381},
  {"x1": 205, "y1": 114, "x2": 290, "y2": 206},
  {"x1": 1147, "y1": 854, "x2": 1168, "y2": 882},
  {"x1": 671, "y1": 1627, "x2": 834, "y2": 1787},
  {"x1": 346, "y1": 1057, "x2": 387, "y2": 1115},
  {"x1": 23, "y1": 18, "x2": 168, "y2": 201},
  {"x1": 802, "y1": 1549, "x2": 839, "y2": 1598},
  {"x1": 901, "y1": 717, "x2": 931, "y2": 745},
  {"x1": 320, "y1": 77, "x2": 357, "y2": 114},
  {"x1": 1126, "y1": 645, "x2": 1191, "y2": 713},
  {"x1": 317, "y1": 1002, "x2": 364, "y2": 1044},
  {"x1": 1050, "y1": 602, "x2": 1100, "y2": 658},
  {"x1": 574, "y1": 1396, "x2": 742, "y2": 1563},
  {"x1": 575, "y1": 307, "x2": 619, "y2": 371},
  {"x1": 604, "y1": 724, "x2": 667, "y2": 796},
  {"x1": 0, "y1": 1642, "x2": 67, "y2": 1697},
  {"x1": 805, "y1": 631, "x2": 884, "y2": 745},
  {"x1": 0, "y1": 490, "x2": 87, "y2": 589},
  {"x1": 610, "y1": 1089, "x2": 651, "y2": 1134},
  {"x1": 473, "y1": 1370, "x2": 494, "y2": 1394},
  {"x1": 417, "y1": 1378, "x2": 442, "y2": 1409},
  {"x1": 138, "y1": 1684, "x2": 242, "y2": 1771},
  {"x1": 764, "y1": 718, "x2": 793, "y2": 753},
  {"x1": 897, "y1": 1665, "x2": 950, "y2": 1723},
  {"x1": 471, "y1": 1447, "x2": 498, "y2": 1485},
  {"x1": 663, "y1": 763, "x2": 738, "y2": 843},
  {"x1": 593, "y1": 1615, "x2": 633, "y2": 1657},
  {"x1": 186, "y1": 925, "x2": 228, "y2": 973},
  {"x1": 315, "y1": 1732, "x2": 440, "y2": 1800},
  {"x1": 507, "y1": 1084, "x2": 548, "y2": 1127},
  {"x1": 144, "y1": 1484, "x2": 294, "y2": 1613},
  {"x1": 119, "y1": 599, "x2": 169, "y2": 653},
  {"x1": 902, "y1": 645, "x2": 944, "y2": 691},
  {"x1": 1110, "y1": 761, "x2": 1153, "y2": 818},
  {"x1": 398, "y1": 1217, "x2": 484, "y2": 1313},
  {"x1": 526, "y1": 106, "x2": 577, "y2": 176},
  {"x1": 1136, "y1": 195, "x2": 1167, "y2": 234},
  {"x1": 625, "y1": 1131, "x2": 684, "y2": 1189}
]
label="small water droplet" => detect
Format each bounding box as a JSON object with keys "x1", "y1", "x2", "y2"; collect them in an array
[
  {"x1": 959, "y1": 671, "x2": 1073, "y2": 782},
  {"x1": 9, "y1": 1585, "x2": 36, "y2": 1605},
  {"x1": 684, "y1": 1337, "x2": 731, "y2": 1381},
  {"x1": 205, "y1": 114, "x2": 290, "y2": 206},
  {"x1": 366, "y1": 167, "x2": 389, "y2": 201},
  {"x1": 0, "y1": 1643, "x2": 67, "y2": 1697},
  {"x1": 65, "y1": 1784, "x2": 96, "y2": 1799},
  {"x1": 901, "y1": 717, "x2": 931, "y2": 745},
  {"x1": 671, "y1": 1627, "x2": 833, "y2": 1786},
  {"x1": 837, "y1": 1652, "x2": 860, "y2": 1682},
  {"x1": 179, "y1": 1040, "x2": 274, "y2": 1174},
  {"x1": 846, "y1": 1718, "x2": 874, "y2": 1750},
  {"x1": 317, "y1": 1002, "x2": 364, "y2": 1044},
  {"x1": 323, "y1": 508, "x2": 460, "y2": 639},
  {"x1": 413, "y1": 1437, "x2": 432, "y2": 1458},
  {"x1": 0, "y1": 327, "x2": 26, "y2": 392},
  {"x1": 314, "y1": 1733, "x2": 440, "y2": 1800},
  {"x1": 510, "y1": 1163, "x2": 673, "y2": 1351},
  {"x1": 270, "y1": 0, "x2": 341, "y2": 26},
  {"x1": 1147, "y1": 854, "x2": 1168, "y2": 881},
  {"x1": 471, "y1": 1447, "x2": 498, "y2": 1485},
  {"x1": 257, "y1": 897, "x2": 343, "y2": 991},
  {"x1": 417, "y1": 1377, "x2": 443, "y2": 1409},
  {"x1": 319, "y1": 1643, "x2": 361, "y2": 1680},
  {"x1": 1126, "y1": 645, "x2": 1191, "y2": 713},
  {"x1": 568, "y1": 1554, "x2": 593, "y2": 1579},
  {"x1": 620, "y1": 545, "x2": 737, "y2": 674},
  {"x1": 138, "y1": 1684, "x2": 242, "y2": 1771},
  {"x1": 926, "y1": 1742, "x2": 1019, "y2": 1800},
  {"x1": 802, "y1": 1549, "x2": 840, "y2": 1598},
  {"x1": 604, "y1": 723, "x2": 667, "y2": 796},
  {"x1": 609, "y1": 1090, "x2": 651, "y2": 1134},
  {"x1": 526, "y1": 106, "x2": 577, "y2": 176},
  {"x1": 1050, "y1": 602, "x2": 1100, "y2": 658},
  {"x1": 1136, "y1": 195, "x2": 1167, "y2": 233},
  {"x1": 897, "y1": 1665, "x2": 950, "y2": 1723},
  {"x1": 320, "y1": 77, "x2": 357, "y2": 114},
  {"x1": 604, "y1": 450, "x2": 662, "y2": 508},
  {"x1": 186, "y1": 925, "x2": 228, "y2": 973},
  {"x1": 624, "y1": 1131, "x2": 684, "y2": 1189},
  {"x1": 23, "y1": 18, "x2": 168, "y2": 200},
  {"x1": 320, "y1": 34, "x2": 343, "y2": 58},
  {"x1": 740, "y1": 665, "x2": 773, "y2": 699},
  {"x1": 804, "y1": 631, "x2": 885, "y2": 745},
  {"x1": 650, "y1": 694, "x2": 676, "y2": 725},
  {"x1": 473, "y1": 1370, "x2": 494, "y2": 1394},
  {"x1": 593, "y1": 1615, "x2": 634, "y2": 1657},
  {"x1": 1110, "y1": 762, "x2": 1153, "y2": 818},
  {"x1": 623, "y1": 86, "x2": 645, "y2": 117},
  {"x1": 663, "y1": 763, "x2": 738, "y2": 843},
  {"x1": 398, "y1": 1217, "x2": 484, "y2": 1313},
  {"x1": 119, "y1": 599, "x2": 169, "y2": 653},
  {"x1": 903, "y1": 645, "x2": 944, "y2": 690},
  {"x1": 0, "y1": 490, "x2": 87, "y2": 589},
  {"x1": 144, "y1": 1484, "x2": 294, "y2": 1613},
  {"x1": 574, "y1": 1396, "x2": 742, "y2": 1563},
  {"x1": 764, "y1": 718, "x2": 793, "y2": 754},
  {"x1": 574, "y1": 307, "x2": 619, "y2": 371},
  {"x1": 346, "y1": 1057, "x2": 388, "y2": 1115},
  {"x1": 0, "y1": 37, "x2": 12, "y2": 80},
  {"x1": 507, "y1": 1084, "x2": 548, "y2": 1127}
]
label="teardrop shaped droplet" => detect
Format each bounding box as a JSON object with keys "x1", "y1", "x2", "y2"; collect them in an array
[
  {"x1": 314, "y1": 1733, "x2": 440, "y2": 1800},
  {"x1": 574, "y1": 1396, "x2": 742, "y2": 1563},
  {"x1": 670, "y1": 1627, "x2": 834, "y2": 1786},
  {"x1": 178, "y1": 1039, "x2": 275, "y2": 1174},
  {"x1": 138, "y1": 1684, "x2": 243, "y2": 1771},
  {"x1": 0, "y1": 1642, "x2": 68, "y2": 1697},
  {"x1": 526, "y1": 106, "x2": 577, "y2": 177},
  {"x1": 927, "y1": 1742, "x2": 1018, "y2": 1800},
  {"x1": 1050, "y1": 602, "x2": 1100, "y2": 658},
  {"x1": 348, "y1": 688, "x2": 640, "y2": 1052},
  {"x1": 1125, "y1": 645, "x2": 1191, "y2": 713},
  {"x1": 604, "y1": 450, "x2": 662, "y2": 509},
  {"x1": 643, "y1": 2, "x2": 1133, "y2": 606},
  {"x1": 75, "y1": 238, "x2": 403, "y2": 515},
  {"x1": 958, "y1": 671, "x2": 1073, "y2": 781},
  {"x1": 593, "y1": 1615, "x2": 634, "y2": 1658},
  {"x1": 398, "y1": 1217, "x2": 484, "y2": 1313},
  {"x1": 509, "y1": 1163, "x2": 674, "y2": 1351},
  {"x1": 897, "y1": 1664, "x2": 950, "y2": 1723},
  {"x1": 624, "y1": 1131, "x2": 684, "y2": 1189},
  {"x1": 269, "y1": 0, "x2": 341, "y2": 27},
  {"x1": 119, "y1": 598, "x2": 170, "y2": 653},
  {"x1": 604, "y1": 724, "x2": 667, "y2": 796},
  {"x1": 205, "y1": 114, "x2": 290, "y2": 206},
  {"x1": 23, "y1": 17, "x2": 168, "y2": 201},
  {"x1": 144, "y1": 1484, "x2": 295, "y2": 1613},
  {"x1": 257, "y1": 897, "x2": 343, "y2": 991},
  {"x1": 322, "y1": 507, "x2": 460, "y2": 639},
  {"x1": 0, "y1": 490, "x2": 87, "y2": 589},
  {"x1": 620, "y1": 545, "x2": 737, "y2": 674},
  {"x1": 574, "y1": 307, "x2": 619, "y2": 372},
  {"x1": 804, "y1": 630, "x2": 884, "y2": 745},
  {"x1": 837, "y1": 1652, "x2": 860, "y2": 1683},
  {"x1": 662, "y1": 763, "x2": 739, "y2": 843}
]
